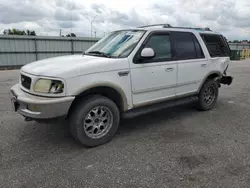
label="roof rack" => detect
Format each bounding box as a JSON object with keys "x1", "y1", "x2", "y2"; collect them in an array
[
  {"x1": 138, "y1": 24, "x2": 172, "y2": 28},
  {"x1": 173, "y1": 27, "x2": 212, "y2": 31},
  {"x1": 137, "y1": 24, "x2": 212, "y2": 31}
]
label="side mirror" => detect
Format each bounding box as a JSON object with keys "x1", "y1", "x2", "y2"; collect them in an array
[{"x1": 140, "y1": 48, "x2": 155, "y2": 58}]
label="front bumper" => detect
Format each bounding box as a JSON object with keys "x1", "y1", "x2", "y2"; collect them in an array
[{"x1": 10, "y1": 84, "x2": 75, "y2": 120}]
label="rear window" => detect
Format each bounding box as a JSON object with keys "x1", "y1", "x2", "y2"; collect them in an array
[{"x1": 200, "y1": 34, "x2": 230, "y2": 57}]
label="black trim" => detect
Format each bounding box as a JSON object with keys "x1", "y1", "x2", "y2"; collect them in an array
[
  {"x1": 21, "y1": 74, "x2": 31, "y2": 90},
  {"x1": 192, "y1": 34, "x2": 205, "y2": 58},
  {"x1": 118, "y1": 71, "x2": 130, "y2": 77},
  {"x1": 123, "y1": 94, "x2": 198, "y2": 118},
  {"x1": 191, "y1": 34, "x2": 198, "y2": 56},
  {"x1": 22, "y1": 115, "x2": 67, "y2": 123}
]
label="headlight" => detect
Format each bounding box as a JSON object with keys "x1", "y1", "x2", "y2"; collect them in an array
[{"x1": 33, "y1": 79, "x2": 64, "y2": 94}]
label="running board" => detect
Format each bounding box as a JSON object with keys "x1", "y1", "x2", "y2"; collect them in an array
[{"x1": 123, "y1": 96, "x2": 198, "y2": 118}]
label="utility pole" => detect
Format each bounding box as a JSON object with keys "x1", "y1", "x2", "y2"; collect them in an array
[
  {"x1": 86, "y1": 15, "x2": 97, "y2": 38},
  {"x1": 59, "y1": 29, "x2": 62, "y2": 37},
  {"x1": 90, "y1": 15, "x2": 97, "y2": 38},
  {"x1": 94, "y1": 31, "x2": 96, "y2": 38}
]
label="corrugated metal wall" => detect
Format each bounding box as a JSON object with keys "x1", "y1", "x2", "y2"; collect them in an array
[
  {"x1": 1, "y1": 35, "x2": 250, "y2": 67},
  {"x1": 0, "y1": 35, "x2": 99, "y2": 67}
]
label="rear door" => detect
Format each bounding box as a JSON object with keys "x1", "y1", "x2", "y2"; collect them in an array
[{"x1": 171, "y1": 31, "x2": 210, "y2": 96}]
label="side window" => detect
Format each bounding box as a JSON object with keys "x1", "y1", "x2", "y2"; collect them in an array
[
  {"x1": 143, "y1": 34, "x2": 172, "y2": 62},
  {"x1": 221, "y1": 35, "x2": 231, "y2": 56},
  {"x1": 192, "y1": 35, "x2": 205, "y2": 58},
  {"x1": 171, "y1": 32, "x2": 200, "y2": 60},
  {"x1": 200, "y1": 34, "x2": 230, "y2": 57}
]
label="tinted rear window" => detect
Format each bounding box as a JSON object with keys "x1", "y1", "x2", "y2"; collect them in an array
[{"x1": 200, "y1": 34, "x2": 230, "y2": 57}]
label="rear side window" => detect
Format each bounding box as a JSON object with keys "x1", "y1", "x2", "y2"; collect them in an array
[
  {"x1": 200, "y1": 34, "x2": 230, "y2": 57},
  {"x1": 171, "y1": 31, "x2": 204, "y2": 60}
]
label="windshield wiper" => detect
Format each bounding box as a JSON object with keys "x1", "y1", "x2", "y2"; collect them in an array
[{"x1": 87, "y1": 51, "x2": 111, "y2": 58}]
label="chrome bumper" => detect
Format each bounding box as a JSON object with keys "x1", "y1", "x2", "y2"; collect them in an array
[{"x1": 10, "y1": 84, "x2": 75, "y2": 120}]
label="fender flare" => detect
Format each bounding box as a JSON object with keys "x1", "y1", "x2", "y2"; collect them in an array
[{"x1": 74, "y1": 82, "x2": 129, "y2": 111}]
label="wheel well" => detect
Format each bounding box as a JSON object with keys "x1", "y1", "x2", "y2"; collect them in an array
[
  {"x1": 206, "y1": 73, "x2": 220, "y2": 81},
  {"x1": 67, "y1": 86, "x2": 124, "y2": 118},
  {"x1": 198, "y1": 72, "x2": 221, "y2": 93}
]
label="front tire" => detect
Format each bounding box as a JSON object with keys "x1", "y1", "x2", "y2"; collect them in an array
[
  {"x1": 196, "y1": 79, "x2": 219, "y2": 111},
  {"x1": 69, "y1": 95, "x2": 120, "y2": 147}
]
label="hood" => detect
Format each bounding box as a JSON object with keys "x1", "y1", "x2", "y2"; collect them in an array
[{"x1": 21, "y1": 55, "x2": 129, "y2": 79}]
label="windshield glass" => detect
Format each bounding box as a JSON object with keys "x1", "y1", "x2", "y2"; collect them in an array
[{"x1": 85, "y1": 30, "x2": 145, "y2": 58}]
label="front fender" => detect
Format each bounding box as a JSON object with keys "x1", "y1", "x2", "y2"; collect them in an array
[{"x1": 75, "y1": 82, "x2": 129, "y2": 110}]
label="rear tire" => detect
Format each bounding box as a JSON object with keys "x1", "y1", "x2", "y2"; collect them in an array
[
  {"x1": 196, "y1": 79, "x2": 219, "y2": 111},
  {"x1": 69, "y1": 95, "x2": 120, "y2": 147}
]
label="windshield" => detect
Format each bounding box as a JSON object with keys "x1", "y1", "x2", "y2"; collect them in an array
[{"x1": 85, "y1": 30, "x2": 145, "y2": 58}]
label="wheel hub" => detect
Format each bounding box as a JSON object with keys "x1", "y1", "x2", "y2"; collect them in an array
[
  {"x1": 83, "y1": 106, "x2": 113, "y2": 139},
  {"x1": 203, "y1": 85, "x2": 216, "y2": 105}
]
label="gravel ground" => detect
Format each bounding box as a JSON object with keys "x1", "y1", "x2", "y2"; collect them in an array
[{"x1": 0, "y1": 60, "x2": 250, "y2": 188}]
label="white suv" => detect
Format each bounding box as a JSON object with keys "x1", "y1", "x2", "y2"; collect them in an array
[{"x1": 10, "y1": 24, "x2": 233, "y2": 147}]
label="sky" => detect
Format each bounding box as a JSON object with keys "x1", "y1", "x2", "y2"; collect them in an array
[{"x1": 0, "y1": 0, "x2": 250, "y2": 40}]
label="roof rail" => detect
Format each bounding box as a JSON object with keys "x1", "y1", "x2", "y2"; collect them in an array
[
  {"x1": 173, "y1": 27, "x2": 212, "y2": 31},
  {"x1": 137, "y1": 24, "x2": 172, "y2": 28},
  {"x1": 137, "y1": 24, "x2": 212, "y2": 31}
]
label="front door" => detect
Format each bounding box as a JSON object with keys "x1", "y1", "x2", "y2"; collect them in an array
[{"x1": 129, "y1": 32, "x2": 177, "y2": 106}]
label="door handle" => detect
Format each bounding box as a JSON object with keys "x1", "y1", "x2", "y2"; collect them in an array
[
  {"x1": 201, "y1": 64, "x2": 207, "y2": 67},
  {"x1": 165, "y1": 67, "x2": 174, "y2": 72}
]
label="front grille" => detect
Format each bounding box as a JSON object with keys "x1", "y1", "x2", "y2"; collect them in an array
[{"x1": 21, "y1": 74, "x2": 31, "y2": 90}]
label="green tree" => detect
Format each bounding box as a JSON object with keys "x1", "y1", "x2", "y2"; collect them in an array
[
  {"x1": 66, "y1": 33, "x2": 76, "y2": 37},
  {"x1": 2, "y1": 28, "x2": 36, "y2": 36},
  {"x1": 233, "y1": 40, "x2": 240, "y2": 43},
  {"x1": 30, "y1": 31, "x2": 36, "y2": 36}
]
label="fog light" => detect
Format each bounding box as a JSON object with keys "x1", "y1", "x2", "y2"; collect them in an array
[{"x1": 27, "y1": 104, "x2": 40, "y2": 112}]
